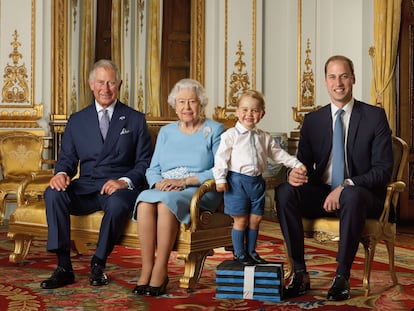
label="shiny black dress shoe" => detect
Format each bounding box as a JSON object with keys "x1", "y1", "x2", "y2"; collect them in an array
[
  {"x1": 40, "y1": 266, "x2": 75, "y2": 289},
  {"x1": 249, "y1": 251, "x2": 267, "y2": 264},
  {"x1": 146, "y1": 277, "x2": 169, "y2": 296},
  {"x1": 284, "y1": 271, "x2": 310, "y2": 298},
  {"x1": 89, "y1": 264, "x2": 109, "y2": 286},
  {"x1": 327, "y1": 275, "x2": 350, "y2": 301},
  {"x1": 234, "y1": 252, "x2": 255, "y2": 266},
  {"x1": 132, "y1": 284, "x2": 149, "y2": 295}
]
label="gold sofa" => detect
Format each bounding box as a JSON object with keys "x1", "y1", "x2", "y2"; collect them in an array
[{"x1": 7, "y1": 121, "x2": 234, "y2": 290}]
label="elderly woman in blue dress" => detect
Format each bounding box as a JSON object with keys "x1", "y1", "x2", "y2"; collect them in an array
[{"x1": 132, "y1": 79, "x2": 225, "y2": 296}]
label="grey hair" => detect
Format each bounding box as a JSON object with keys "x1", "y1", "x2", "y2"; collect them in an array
[
  {"x1": 167, "y1": 78, "x2": 208, "y2": 108},
  {"x1": 89, "y1": 59, "x2": 122, "y2": 84}
]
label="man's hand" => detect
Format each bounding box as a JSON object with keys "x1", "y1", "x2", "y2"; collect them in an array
[
  {"x1": 49, "y1": 173, "x2": 71, "y2": 191},
  {"x1": 100, "y1": 179, "x2": 129, "y2": 195},
  {"x1": 323, "y1": 185, "x2": 343, "y2": 212},
  {"x1": 287, "y1": 165, "x2": 308, "y2": 187}
]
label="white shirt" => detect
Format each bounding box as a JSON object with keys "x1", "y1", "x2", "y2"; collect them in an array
[
  {"x1": 94, "y1": 100, "x2": 134, "y2": 190},
  {"x1": 95, "y1": 100, "x2": 116, "y2": 120},
  {"x1": 323, "y1": 99, "x2": 354, "y2": 186},
  {"x1": 213, "y1": 121, "x2": 303, "y2": 184}
]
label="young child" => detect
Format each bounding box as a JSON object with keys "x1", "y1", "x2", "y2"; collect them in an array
[{"x1": 213, "y1": 90, "x2": 307, "y2": 265}]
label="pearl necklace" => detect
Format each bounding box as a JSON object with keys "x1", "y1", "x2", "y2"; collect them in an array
[{"x1": 179, "y1": 119, "x2": 204, "y2": 134}]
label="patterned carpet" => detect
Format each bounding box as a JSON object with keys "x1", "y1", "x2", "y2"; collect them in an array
[{"x1": 1, "y1": 220, "x2": 414, "y2": 310}]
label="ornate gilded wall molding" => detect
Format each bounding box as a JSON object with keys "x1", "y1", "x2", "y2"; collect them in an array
[
  {"x1": 214, "y1": 0, "x2": 256, "y2": 126},
  {"x1": 51, "y1": 0, "x2": 68, "y2": 123},
  {"x1": 301, "y1": 39, "x2": 315, "y2": 108},
  {"x1": 190, "y1": 0, "x2": 205, "y2": 85},
  {"x1": 0, "y1": 0, "x2": 43, "y2": 128},
  {"x1": 137, "y1": 74, "x2": 144, "y2": 112},
  {"x1": 292, "y1": 0, "x2": 319, "y2": 130},
  {"x1": 72, "y1": 0, "x2": 78, "y2": 31},
  {"x1": 138, "y1": 0, "x2": 145, "y2": 32},
  {"x1": 70, "y1": 75, "x2": 77, "y2": 114},
  {"x1": 214, "y1": 40, "x2": 250, "y2": 127},
  {"x1": 124, "y1": 0, "x2": 130, "y2": 37},
  {"x1": 2, "y1": 30, "x2": 29, "y2": 104},
  {"x1": 122, "y1": 75, "x2": 129, "y2": 105},
  {"x1": 251, "y1": 0, "x2": 256, "y2": 89},
  {"x1": 228, "y1": 41, "x2": 250, "y2": 107}
]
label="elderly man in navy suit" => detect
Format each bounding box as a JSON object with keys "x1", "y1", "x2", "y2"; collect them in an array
[
  {"x1": 40, "y1": 59, "x2": 152, "y2": 289},
  {"x1": 276, "y1": 55, "x2": 393, "y2": 301}
]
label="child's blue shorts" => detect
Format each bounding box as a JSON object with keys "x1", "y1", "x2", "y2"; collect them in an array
[{"x1": 223, "y1": 171, "x2": 266, "y2": 216}]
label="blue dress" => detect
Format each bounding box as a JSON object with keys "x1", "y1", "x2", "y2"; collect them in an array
[{"x1": 133, "y1": 119, "x2": 224, "y2": 224}]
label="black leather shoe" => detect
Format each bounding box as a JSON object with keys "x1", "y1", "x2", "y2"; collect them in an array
[
  {"x1": 284, "y1": 271, "x2": 310, "y2": 298},
  {"x1": 249, "y1": 252, "x2": 267, "y2": 264},
  {"x1": 89, "y1": 264, "x2": 109, "y2": 286},
  {"x1": 234, "y1": 252, "x2": 255, "y2": 266},
  {"x1": 132, "y1": 284, "x2": 149, "y2": 295},
  {"x1": 40, "y1": 266, "x2": 75, "y2": 289},
  {"x1": 146, "y1": 277, "x2": 169, "y2": 296},
  {"x1": 327, "y1": 275, "x2": 350, "y2": 301}
]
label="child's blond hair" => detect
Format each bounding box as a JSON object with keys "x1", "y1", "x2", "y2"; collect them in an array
[{"x1": 237, "y1": 90, "x2": 266, "y2": 111}]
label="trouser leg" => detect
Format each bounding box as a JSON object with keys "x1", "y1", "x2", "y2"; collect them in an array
[
  {"x1": 336, "y1": 186, "x2": 383, "y2": 278},
  {"x1": 276, "y1": 183, "x2": 331, "y2": 271},
  {"x1": 94, "y1": 188, "x2": 138, "y2": 262},
  {"x1": 44, "y1": 187, "x2": 73, "y2": 252}
]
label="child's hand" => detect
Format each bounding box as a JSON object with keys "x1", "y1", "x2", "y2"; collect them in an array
[
  {"x1": 299, "y1": 164, "x2": 307, "y2": 175},
  {"x1": 288, "y1": 165, "x2": 308, "y2": 187},
  {"x1": 216, "y1": 182, "x2": 228, "y2": 192}
]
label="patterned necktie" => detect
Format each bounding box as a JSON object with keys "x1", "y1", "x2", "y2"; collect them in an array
[
  {"x1": 99, "y1": 109, "x2": 110, "y2": 140},
  {"x1": 331, "y1": 109, "x2": 345, "y2": 189}
]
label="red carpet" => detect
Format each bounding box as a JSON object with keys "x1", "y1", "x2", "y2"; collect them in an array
[{"x1": 1, "y1": 221, "x2": 414, "y2": 310}]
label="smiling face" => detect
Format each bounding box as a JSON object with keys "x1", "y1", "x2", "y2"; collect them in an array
[
  {"x1": 88, "y1": 66, "x2": 122, "y2": 108},
  {"x1": 324, "y1": 59, "x2": 355, "y2": 108},
  {"x1": 175, "y1": 87, "x2": 202, "y2": 124},
  {"x1": 236, "y1": 95, "x2": 265, "y2": 130}
]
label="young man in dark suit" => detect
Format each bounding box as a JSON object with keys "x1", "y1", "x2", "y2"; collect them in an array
[
  {"x1": 40, "y1": 59, "x2": 152, "y2": 289},
  {"x1": 276, "y1": 55, "x2": 393, "y2": 301}
]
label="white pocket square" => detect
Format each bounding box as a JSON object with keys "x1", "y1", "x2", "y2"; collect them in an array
[{"x1": 120, "y1": 128, "x2": 130, "y2": 135}]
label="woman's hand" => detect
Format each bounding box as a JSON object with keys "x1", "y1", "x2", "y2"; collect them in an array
[{"x1": 156, "y1": 178, "x2": 186, "y2": 191}]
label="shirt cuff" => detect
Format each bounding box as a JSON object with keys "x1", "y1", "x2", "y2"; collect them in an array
[
  {"x1": 215, "y1": 178, "x2": 227, "y2": 184},
  {"x1": 119, "y1": 177, "x2": 134, "y2": 190}
]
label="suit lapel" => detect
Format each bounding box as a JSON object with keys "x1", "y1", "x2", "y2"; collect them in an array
[
  {"x1": 346, "y1": 101, "x2": 362, "y2": 174},
  {"x1": 347, "y1": 101, "x2": 361, "y2": 150},
  {"x1": 321, "y1": 105, "x2": 333, "y2": 157},
  {"x1": 85, "y1": 104, "x2": 103, "y2": 140}
]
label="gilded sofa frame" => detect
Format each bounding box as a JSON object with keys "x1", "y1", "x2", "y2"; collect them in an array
[{"x1": 7, "y1": 121, "x2": 234, "y2": 290}]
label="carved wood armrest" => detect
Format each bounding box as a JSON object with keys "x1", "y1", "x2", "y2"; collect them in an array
[
  {"x1": 186, "y1": 179, "x2": 217, "y2": 232},
  {"x1": 379, "y1": 180, "x2": 406, "y2": 224},
  {"x1": 16, "y1": 170, "x2": 53, "y2": 206}
]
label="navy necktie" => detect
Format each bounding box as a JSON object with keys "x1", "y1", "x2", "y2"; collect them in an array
[
  {"x1": 331, "y1": 109, "x2": 345, "y2": 189},
  {"x1": 99, "y1": 109, "x2": 110, "y2": 140}
]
